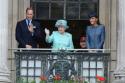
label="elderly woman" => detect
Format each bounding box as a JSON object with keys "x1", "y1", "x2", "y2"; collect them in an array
[{"x1": 45, "y1": 19, "x2": 74, "y2": 50}]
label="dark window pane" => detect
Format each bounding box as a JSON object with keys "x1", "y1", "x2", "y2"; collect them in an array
[
  {"x1": 67, "y1": 0, "x2": 79, "y2": 1},
  {"x1": 51, "y1": 0, "x2": 64, "y2": 1},
  {"x1": 51, "y1": 3, "x2": 64, "y2": 19},
  {"x1": 92, "y1": 0, "x2": 98, "y2": 3},
  {"x1": 32, "y1": 0, "x2": 49, "y2": 2},
  {"x1": 80, "y1": 0, "x2": 98, "y2": 3},
  {"x1": 36, "y1": 3, "x2": 49, "y2": 19},
  {"x1": 80, "y1": 3, "x2": 97, "y2": 19},
  {"x1": 66, "y1": 3, "x2": 79, "y2": 19}
]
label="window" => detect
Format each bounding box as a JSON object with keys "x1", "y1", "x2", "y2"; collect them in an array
[
  {"x1": 35, "y1": 3, "x2": 49, "y2": 19},
  {"x1": 31, "y1": 0, "x2": 99, "y2": 20},
  {"x1": 51, "y1": 3, "x2": 64, "y2": 19},
  {"x1": 66, "y1": 3, "x2": 79, "y2": 19}
]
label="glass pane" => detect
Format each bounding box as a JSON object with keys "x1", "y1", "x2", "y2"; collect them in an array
[
  {"x1": 36, "y1": 3, "x2": 49, "y2": 19},
  {"x1": 21, "y1": 69, "x2": 27, "y2": 76},
  {"x1": 28, "y1": 60, "x2": 34, "y2": 67},
  {"x1": 66, "y1": 3, "x2": 79, "y2": 19},
  {"x1": 90, "y1": 61, "x2": 96, "y2": 68},
  {"x1": 80, "y1": 0, "x2": 98, "y2": 3},
  {"x1": 80, "y1": 3, "x2": 97, "y2": 19},
  {"x1": 51, "y1": 3, "x2": 64, "y2": 19},
  {"x1": 90, "y1": 69, "x2": 96, "y2": 76},
  {"x1": 21, "y1": 60, "x2": 27, "y2": 67},
  {"x1": 35, "y1": 60, "x2": 41, "y2": 67},
  {"x1": 92, "y1": 0, "x2": 98, "y2": 2},
  {"x1": 67, "y1": 0, "x2": 79, "y2": 1},
  {"x1": 83, "y1": 69, "x2": 89, "y2": 76},
  {"x1": 51, "y1": 0, "x2": 64, "y2": 1},
  {"x1": 32, "y1": 0, "x2": 49, "y2": 2},
  {"x1": 28, "y1": 77, "x2": 34, "y2": 83},
  {"x1": 35, "y1": 77, "x2": 41, "y2": 83},
  {"x1": 35, "y1": 69, "x2": 41, "y2": 76},
  {"x1": 28, "y1": 69, "x2": 34, "y2": 76},
  {"x1": 22, "y1": 77, "x2": 27, "y2": 82},
  {"x1": 97, "y1": 69, "x2": 104, "y2": 76},
  {"x1": 90, "y1": 78, "x2": 96, "y2": 83},
  {"x1": 97, "y1": 61, "x2": 104, "y2": 68},
  {"x1": 83, "y1": 61, "x2": 89, "y2": 68}
]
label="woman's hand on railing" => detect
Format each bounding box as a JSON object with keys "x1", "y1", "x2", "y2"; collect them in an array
[{"x1": 25, "y1": 45, "x2": 32, "y2": 48}]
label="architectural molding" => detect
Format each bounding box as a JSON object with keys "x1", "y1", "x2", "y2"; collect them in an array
[
  {"x1": 113, "y1": 0, "x2": 125, "y2": 82},
  {"x1": 0, "y1": 0, "x2": 10, "y2": 82}
]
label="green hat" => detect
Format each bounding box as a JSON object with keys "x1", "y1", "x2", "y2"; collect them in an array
[{"x1": 55, "y1": 20, "x2": 69, "y2": 29}]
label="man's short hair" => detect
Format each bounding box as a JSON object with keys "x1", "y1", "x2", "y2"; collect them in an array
[{"x1": 26, "y1": 7, "x2": 33, "y2": 13}]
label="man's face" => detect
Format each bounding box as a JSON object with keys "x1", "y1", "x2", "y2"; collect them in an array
[{"x1": 26, "y1": 10, "x2": 33, "y2": 20}]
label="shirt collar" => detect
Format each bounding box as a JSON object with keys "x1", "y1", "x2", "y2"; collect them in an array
[{"x1": 25, "y1": 19, "x2": 32, "y2": 26}]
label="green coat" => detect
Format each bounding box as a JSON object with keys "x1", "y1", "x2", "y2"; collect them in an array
[{"x1": 46, "y1": 31, "x2": 74, "y2": 50}]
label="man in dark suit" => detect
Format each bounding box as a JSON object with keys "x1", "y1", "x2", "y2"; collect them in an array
[{"x1": 16, "y1": 7, "x2": 43, "y2": 48}]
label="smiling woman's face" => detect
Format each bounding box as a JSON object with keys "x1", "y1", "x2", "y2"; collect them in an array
[
  {"x1": 58, "y1": 26, "x2": 65, "y2": 34},
  {"x1": 89, "y1": 17, "x2": 98, "y2": 25}
]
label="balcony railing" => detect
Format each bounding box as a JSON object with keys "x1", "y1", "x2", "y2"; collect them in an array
[{"x1": 13, "y1": 49, "x2": 111, "y2": 83}]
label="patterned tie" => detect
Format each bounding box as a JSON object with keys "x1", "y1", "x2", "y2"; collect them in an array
[{"x1": 28, "y1": 20, "x2": 30, "y2": 26}]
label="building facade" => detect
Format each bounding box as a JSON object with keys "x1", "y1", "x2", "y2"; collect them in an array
[{"x1": 1, "y1": 0, "x2": 124, "y2": 83}]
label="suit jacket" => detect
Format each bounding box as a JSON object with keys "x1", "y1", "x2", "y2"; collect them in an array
[
  {"x1": 16, "y1": 19, "x2": 43, "y2": 48},
  {"x1": 86, "y1": 24, "x2": 105, "y2": 49}
]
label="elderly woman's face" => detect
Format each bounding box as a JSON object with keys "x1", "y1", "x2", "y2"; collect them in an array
[
  {"x1": 58, "y1": 26, "x2": 65, "y2": 34},
  {"x1": 89, "y1": 17, "x2": 98, "y2": 25}
]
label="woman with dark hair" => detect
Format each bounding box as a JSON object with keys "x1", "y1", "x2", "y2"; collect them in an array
[{"x1": 86, "y1": 12, "x2": 105, "y2": 49}]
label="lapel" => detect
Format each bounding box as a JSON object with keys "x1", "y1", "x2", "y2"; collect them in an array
[
  {"x1": 21, "y1": 19, "x2": 29, "y2": 32},
  {"x1": 31, "y1": 20, "x2": 35, "y2": 26},
  {"x1": 31, "y1": 20, "x2": 37, "y2": 29}
]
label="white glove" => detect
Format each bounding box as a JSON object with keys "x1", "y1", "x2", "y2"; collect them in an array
[{"x1": 45, "y1": 28, "x2": 50, "y2": 35}]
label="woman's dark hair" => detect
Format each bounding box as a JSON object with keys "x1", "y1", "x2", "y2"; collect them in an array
[{"x1": 88, "y1": 12, "x2": 100, "y2": 25}]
